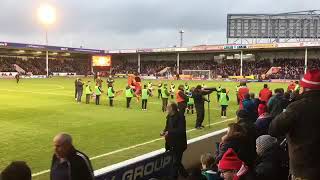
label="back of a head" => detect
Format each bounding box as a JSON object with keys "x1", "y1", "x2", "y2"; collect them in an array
[
  {"x1": 244, "y1": 93, "x2": 250, "y2": 99},
  {"x1": 200, "y1": 153, "x2": 216, "y2": 170},
  {"x1": 221, "y1": 88, "x2": 226, "y2": 93},
  {"x1": 178, "y1": 84, "x2": 184, "y2": 90},
  {"x1": 1, "y1": 161, "x2": 31, "y2": 180},
  {"x1": 249, "y1": 93, "x2": 255, "y2": 99},
  {"x1": 263, "y1": 84, "x2": 268, "y2": 88}
]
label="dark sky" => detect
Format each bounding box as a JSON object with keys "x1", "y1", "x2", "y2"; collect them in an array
[{"x1": 0, "y1": 0, "x2": 316, "y2": 49}]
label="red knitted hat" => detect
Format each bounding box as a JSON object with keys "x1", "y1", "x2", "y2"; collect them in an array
[
  {"x1": 300, "y1": 69, "x2": 320, "y2": 90},
  {"x1": 218, "y1": 148, "x2": 243, "y2": 170}
]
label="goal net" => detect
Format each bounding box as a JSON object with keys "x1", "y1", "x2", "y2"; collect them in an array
[{"x1": 181, "y1": 70, "x2": 212, "y2": 80}]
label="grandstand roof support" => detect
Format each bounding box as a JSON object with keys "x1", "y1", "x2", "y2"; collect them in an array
[
  {"x1": 46, "y1": 30, "x2": 49, "y2": 77},
  {"x1": 305, "y1": 48, "x2": 308, "y2": 74},
  {"x1": 177, "y1": 53, "x2": 180, "y2": 75},
  {"x1": 138, "y1": 53, "x2": 141, "y2": 74},
  {"x1": 240, "y1": 51, "x2": 243, "y2": 76}
]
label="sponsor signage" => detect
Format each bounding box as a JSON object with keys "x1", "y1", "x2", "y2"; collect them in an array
[
  {"x1": 137, "y1": 49, "x2": 153, "y2": 53},
  {"x1": 247, "y1": 43, "x2": 276, "y2": 49},
  {"x1": 302, "y1": 41, "x2": 320, "y2": 47},
  {"x1": 277, "y1": 42, "x2": 302, "y2": 48},
  {"x1": 95, "y1": 151, "x2": 173, "y2": 180},
  {"x1": 223, "y1": 45, "x2": 247, "y2": 50}
]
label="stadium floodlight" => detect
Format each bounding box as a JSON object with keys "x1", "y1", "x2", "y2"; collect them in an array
[
  {"x1": 37, "y1": 4, "x2": 56, "y2": 77},
  {"x1": 37, "y1": 4, "x2": 56, "y2": 26}
]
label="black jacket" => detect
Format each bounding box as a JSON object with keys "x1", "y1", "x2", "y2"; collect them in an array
[
  {"x1": 192, "y1": 89, "x2": 213, "y2": 106},
  {"x1": 215, "y1": 137, "x2": 255, "y2": 167},
  {"x1": 163, "y1": 113, "x2": 187, "y2": 152},
  {"x1": 267, "y1": 94, "x2": 287, "y2": 118},
  {"x1": 50, "y1": 148, "x2": 94, "y2": 180},
  {"x1": 269, "y1": 91, "x2": 320, "y2": 179},
  {"x1": 255, "y1": 145, "x2": 283, "y2": 180}
]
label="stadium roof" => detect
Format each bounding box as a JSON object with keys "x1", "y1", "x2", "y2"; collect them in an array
[{"x1": 0, "y1": 41, "x2": 105, "y2": 58}]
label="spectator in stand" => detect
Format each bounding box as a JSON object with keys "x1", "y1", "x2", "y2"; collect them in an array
[
  {"x1": 50, "y1": 133, "x2": 94, "y2": 180},
  {"x1": 269, "y1": 70, "x2": 320, "y2": 180},
  {"x1": 257, "y1": 101, "x2": 267, "y2": 116},
  {"x1": 215, "y1": 123, "x2": 255, "y2": 168},
  {"x1": 255, "y1": 135, "x2": 284, "y2": 180},
  {"x1": 218, "y1": 148, "x2": 256, "y2": 180},
  {"x1": 249, "y1": 93, "x2": 259, "y2": 120},
  {"x1": 259, "y1": 84, "x2": 272, "y2": 103},
  {"x1": 200, "y1": 153, "x2": 221, "y2": 180},
  {"x1": 161, "y1": 102, "x2": 188, "y2": 179},
  {"x1": 267, "y1": 88, "x2": 286, "y2": 118},
  {"x1": 1, "y1": 161, "x2": 31, "y2": 180},
  {"x1": 242, "y1": 93, "x2": 256, "y2": 122},
  {"x1": 255, "y1": 112, "x2": 273, "y2": 136},
  {"x1": 237, "y1": 82, "x2": 249, "y2": 110}
]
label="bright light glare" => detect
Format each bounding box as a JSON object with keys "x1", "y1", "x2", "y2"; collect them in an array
[{"x1": 38, "y1": 4, "x2": 56, "y2": 25}]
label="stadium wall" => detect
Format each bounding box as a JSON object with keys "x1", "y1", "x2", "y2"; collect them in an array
[{"x1": 94, "y1": 128, "x2": 227, "y2": 180}]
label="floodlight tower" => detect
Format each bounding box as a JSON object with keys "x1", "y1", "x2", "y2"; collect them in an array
[
  {"x1": 37, "y1": 4, "x2": 56, "y2": 77},
  {"x1": 179, "y1": 29, "x2": 184, "y2": 47}
]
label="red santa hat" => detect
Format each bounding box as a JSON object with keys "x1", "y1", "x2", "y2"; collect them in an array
[
  {"x1": 218, "y1": 148, "x2": 243, "y2": 170},
  {"x1": 300, "y1": 69, "x2": 320, "y2": 90}
]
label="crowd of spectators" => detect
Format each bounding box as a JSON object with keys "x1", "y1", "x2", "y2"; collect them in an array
[{"x1": 0, "y1": 56, "x2": 89, "y2": 75}]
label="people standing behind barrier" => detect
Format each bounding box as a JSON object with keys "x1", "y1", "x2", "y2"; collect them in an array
[
  {"x1": 1, "y1": 161, "x2": 31, "y2": 180},
  {"x1": 157, "y1": 82, "x2": 162, "y2": 99},
  {"x1": 255, "y1": 135, "x2": 284, "y2": 180},
  {"x1": 94, "y1": 83, "x2": 103, "y2": 105},
  {"x1": 200, "y1": 153, "x2": 221, "y2": 180},
  {"x1": 76, "y1": 79, "x2": 84, "y2": 103},
  {"x1": 215, "y1": 123, "x2": 255, "y2": 169},
  {"x1": 141, "y1": 85, "x2": 151, "y2": 110},
  {"x1": 267, "y1": 88, "x2": 287, "y2": 118},
  {"x1": 242, "y1": 93, "x2": 256, "y2": 122},
  {"x1": 269, "y1": 70, "x2": 320, "y2": 180},
  {"x1": 161, "y1": 84, "x2": 170, "y2": 112},
  {"x1": 50, "y1": 133, "x2": 94, "y2": 180},
  {"x1": 176, "y1": 85, "x2": 188, "y2": 116},
  {"x1": 192, "y1": 85, "x2": 215, "y2": 129},
  {"x1": 74, "y1": 78, "x2": 79, "y2": 101},
  {"x1": 85, "y1": 81, "x2": 92, "y2": 104},
  {"x1": 216, "y1": 85, "x2": 222, "y2": 102},
  {"x1": 125, "y1": 85, "x2": 134, "y2": 108},
  {"x1": 161, "y1": 102, "x2": 188, "y2": 179},
  {"x1": 219, "y1": 88, "x2": 229, "y2": 118},
  {"x1": 259, "y1": 84, "x2": 272, "y2": 103},
  {"x1": 218, "y1": 148, "x2": 256, "y2": 180},
  {"x1": 107, "y1": 84, "x2": 115, "y2": 106},
  {"x1": 238, "y1": 82, "x2": 249, "y2": 109}
]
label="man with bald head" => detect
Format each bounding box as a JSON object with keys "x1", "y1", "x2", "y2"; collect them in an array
[{"x1": 50, "y1": 133, "x2": 94, "y2": 180}]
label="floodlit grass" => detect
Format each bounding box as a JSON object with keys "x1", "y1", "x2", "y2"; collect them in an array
[{"x1": 0, "y1": 77, "x2": 287, "y2": 180}]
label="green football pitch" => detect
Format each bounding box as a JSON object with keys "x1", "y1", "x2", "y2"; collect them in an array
[{"x1": 0, "y1": 77, "x2": 287, "y2": 180}]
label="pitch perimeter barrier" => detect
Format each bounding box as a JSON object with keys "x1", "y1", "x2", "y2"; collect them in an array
[{"x1": 94, "y1": 128, "x2": 227, "y2": 180}]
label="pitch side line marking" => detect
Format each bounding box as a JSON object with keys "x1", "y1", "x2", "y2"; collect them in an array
[{"x1": 32, "y1": 117, "x2": 235, "y2": 177}]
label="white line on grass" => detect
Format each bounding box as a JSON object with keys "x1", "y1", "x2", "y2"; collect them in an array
[{"x1": 32, "y1": 117, "x2": 235, "y2": 177}]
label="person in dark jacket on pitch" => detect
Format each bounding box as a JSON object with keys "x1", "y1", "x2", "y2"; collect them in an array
[
  {"x1": 161, "y1": 102, "x2": 188, "y2": 179},
  {"x1": 176, "y1": 85, "x2": 188, "y2": 116},
  {"x1": 50, "y1": 133, "x2": 94, "y2": 180},
  {"x1": 192, "y1": 85, "x2": 215, "y2": 129},
  {"x1": 218, "y1": 148, "x2": 256, "y2": 180},
  {"x1": 74, "y1": 78, "x2": 79, "y2": 101},
  {"x1": 1, "y1": 161, "x2": 31, "y2": 180},
  {"x1": 215, "y1": 123, "x2": 255, "y2": 168},
  {"x1": 76, "y1": 79, "x2": 84, "y2": 103},
  {"x1": 269, "y1": 70, "x2": 320, "y2": 180},
  {"x1": 255, "y1": 135, "x2": 284, "y2": 180}
]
